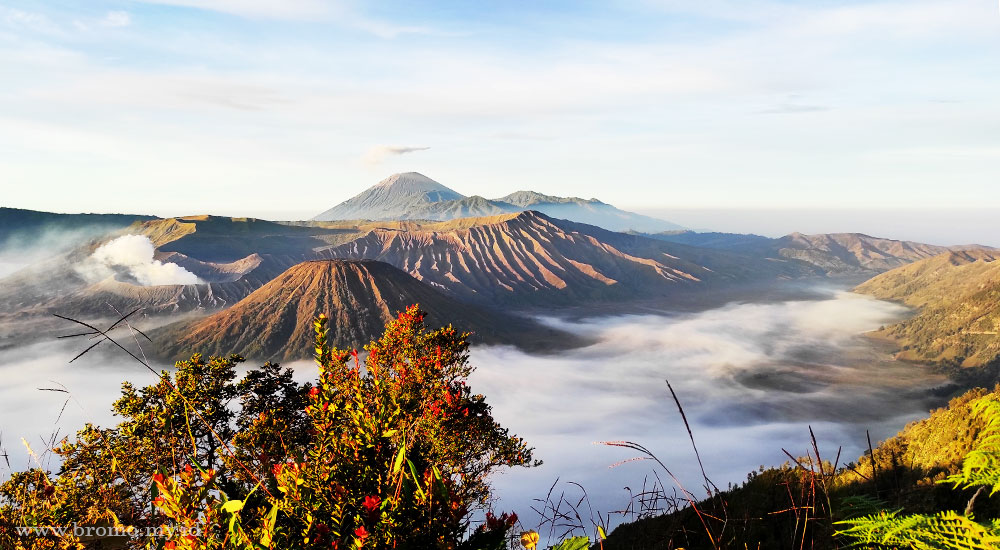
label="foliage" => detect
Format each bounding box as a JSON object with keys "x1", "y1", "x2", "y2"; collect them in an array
[
  {"x1": 0, "y1": 305, "x2": 535, "y2": 549},
  {"x1": 836, "y1": 397, "x2": 1000, "y2": 549},
  {"x1": 601, "y1": 387, "x2": 1000, "y2": 550}
]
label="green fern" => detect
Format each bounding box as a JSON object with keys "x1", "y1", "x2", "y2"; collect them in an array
[
  {"x1": 837, "y1": 510, "x2": 1000, "y2": 549},
  {"x1": 945, "y1": 399, "x2": 1000, "y2": 496},
  {"x1": 837, "y1": 398, "x2": 1000, "y2": 549}
]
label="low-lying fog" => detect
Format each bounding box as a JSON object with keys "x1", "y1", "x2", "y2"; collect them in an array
[
  {"x1": 0, "y1": 287, "x2": 947, "y2": 535},
  {"x1": 469, "y1": 288, "x2": 946, "y2": 529}
]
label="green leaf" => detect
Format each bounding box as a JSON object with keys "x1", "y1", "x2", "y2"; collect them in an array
[
  {"x1": 407, "y1": 459, "x2": 426, "y2": 499},
  {"x1": 392, "y1": 431, "x2": 406, "y2": 474},
  {"x1": 551, "y1": 536, "x2": 590, "y2": 550}
]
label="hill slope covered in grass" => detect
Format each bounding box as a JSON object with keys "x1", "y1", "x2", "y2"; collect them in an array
[
  {"x1": 856, "y1": 249, "x2": 1000, "y2": 367},
  {"x1": 602, "y1": 385, "x2": 1000, "y2": 549}
]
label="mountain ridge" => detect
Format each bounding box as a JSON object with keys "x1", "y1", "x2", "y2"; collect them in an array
[{"x1": 151, "y1": 259, "x2": 582, "y2": 360}]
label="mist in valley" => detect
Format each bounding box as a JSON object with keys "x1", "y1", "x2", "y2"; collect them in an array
[
  {"x1": 0, "y1": 278, "x2": 948, "y2": 535},
  {"x1": 467, "y1": 289, "x2": 947, "y2": 528},
  {"x1": 0, "y1": 225, "x2": 125, "y2": 279}
]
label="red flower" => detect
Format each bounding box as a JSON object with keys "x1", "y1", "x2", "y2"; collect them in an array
[
  {"x1": 309, "y1": 386, "x2": 320, "y2": 398},
  {"x1": 362, "y1": 495, "x2": 381, "y2": 512},
  {"x1": 354, "y1": 526, "x2": 369, "y2": 541}
]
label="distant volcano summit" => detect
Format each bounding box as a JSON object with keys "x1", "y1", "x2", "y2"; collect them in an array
[
  {"x1": 312, "y1": 172, "x2": 684, "y2": 233},
  {"x1": 313, "y1": 172, "x2": 469, "y2": 221}
]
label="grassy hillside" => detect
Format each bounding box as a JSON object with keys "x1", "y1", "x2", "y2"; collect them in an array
[
  {"x1": 856, "y1": 250, "x2": 1000, "y2": 367},
  {"x1": 603, "y1": 386, "x2": 1000, "y2": 549}
]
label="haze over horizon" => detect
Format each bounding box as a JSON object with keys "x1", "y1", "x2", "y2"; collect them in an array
[
  {"x1": 5, "y1": 179, "x2": 997, "y2": 246},
  {"x1": 2, "y1": 0, "x2": 999, "y2": 237}
]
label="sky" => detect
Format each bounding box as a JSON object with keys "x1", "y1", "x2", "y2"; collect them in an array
[{"x1": 1, "y1": 1, "x2": 999, "y2": 241}]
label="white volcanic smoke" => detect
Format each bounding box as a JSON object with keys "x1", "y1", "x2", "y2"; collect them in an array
[{"x1": 82, "y1": 235, "x2": 201, "y2": 286}]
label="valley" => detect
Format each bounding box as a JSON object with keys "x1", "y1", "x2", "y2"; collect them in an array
[{"x1": 1, "y1": 172, "x2": 996, "y2": 549}]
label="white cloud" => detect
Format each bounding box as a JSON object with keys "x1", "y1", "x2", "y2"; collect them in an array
[
  {"x1": 362, "y1": 145, "x2": 430, "y2": 166},
  {"x1": 1, "y1": 7, "x2": 63, "y2": 35},
  {"x1": 1, "y1": 0, "x2": 998, "y2": 215},
  {"x1": 131, "y1": 0, "x2": 334, "y2": 20},
  {"x1": 101, "y1": 11, "x2": 131, "y2": 28}
]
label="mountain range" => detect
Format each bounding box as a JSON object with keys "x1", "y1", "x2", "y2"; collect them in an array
[
  {"x1": 312, "y1": 172, "x2": 684, "y2": 233},
  {"x1": 3, "y1": 200, "x2": 994, "y2": 357},
  {"x1": 5, "y1": 208, "x2": 987, "y2": 320}
]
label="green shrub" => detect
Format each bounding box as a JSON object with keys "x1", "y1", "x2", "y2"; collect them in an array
[{"x1": 0, "y1": 305, "x2": 535, "y2": 549}]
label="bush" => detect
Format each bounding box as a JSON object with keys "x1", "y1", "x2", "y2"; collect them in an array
[{"x1": 0, "y1": 305, "x2": 536, "y2": 549}]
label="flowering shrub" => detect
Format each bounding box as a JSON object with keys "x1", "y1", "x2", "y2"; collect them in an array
[{"x1": 0, "y1": 305, "x2": 535, "y2": 549}]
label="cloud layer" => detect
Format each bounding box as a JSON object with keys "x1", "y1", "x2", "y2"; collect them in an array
[
  {"x1": 468, "y1": 290, "x2": 946, "y2": 527},
  {"x1": 362, "y1": 145, "x2": 431, "y2": 166},
  {"x1": 0, "y1": 284, "x2": 955, "y2": 535}
]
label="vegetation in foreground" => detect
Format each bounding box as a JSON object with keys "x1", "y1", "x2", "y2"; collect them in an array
[{"x1": 1, "y1": 306, "x2": 537, "y2": 549}]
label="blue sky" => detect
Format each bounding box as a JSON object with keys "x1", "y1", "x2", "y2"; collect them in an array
[{"x1": 1, "y1": 1, "x2": 998, "y2": 239}]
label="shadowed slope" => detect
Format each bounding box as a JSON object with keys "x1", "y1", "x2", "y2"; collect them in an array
[{"x1": 151, "y1": 259, "x2": 582, "y2": 361}]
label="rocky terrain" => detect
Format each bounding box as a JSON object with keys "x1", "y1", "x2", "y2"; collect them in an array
[{"x1": 151, "y1": 259, "x2": 581, "y2": 361}]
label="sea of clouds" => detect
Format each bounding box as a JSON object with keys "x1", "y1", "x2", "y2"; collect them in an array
[
  {"x1": 0, "y1": 287, "x2": 946, "y2": 537},
  {"x1": 467, "y1": 290, "x2": 946, "y2": 530}
]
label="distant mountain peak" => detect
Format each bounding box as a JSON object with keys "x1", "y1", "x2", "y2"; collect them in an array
[
  {"x1": 312, "y1": 173, "x2": 466, "y2": 221},
  {"x1": 497, "y1": 190, "x2": 603, "y2": 207},
  {"x1": 374, "y1": 172, "x2": 460, "y2": 195}
]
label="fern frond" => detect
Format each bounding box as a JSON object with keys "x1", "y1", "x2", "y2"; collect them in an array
[
  {"x1": 837, "y1": 510, "x2": 1000, "y2": 549},
  {"x1": 945, "y1": 399, "x2": 1000, "y2": 495}
]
